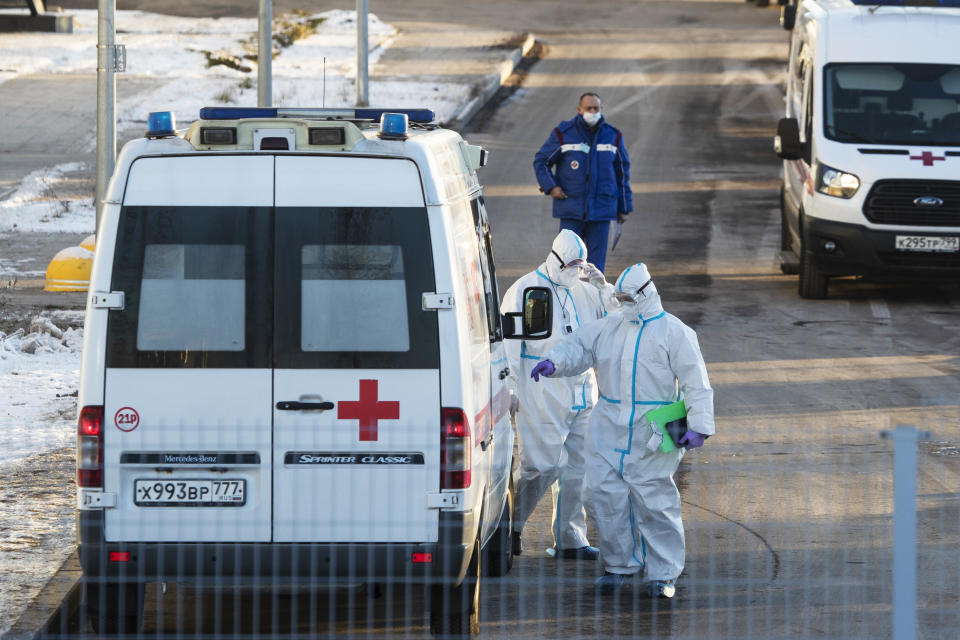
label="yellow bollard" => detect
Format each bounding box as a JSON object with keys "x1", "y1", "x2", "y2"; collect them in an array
[
  {"x1": 80, "y1": 234, "x2": 96, "y2": 252},
  {"x1": 45, "y1": 246, "x2": 94, "y2": 292}
]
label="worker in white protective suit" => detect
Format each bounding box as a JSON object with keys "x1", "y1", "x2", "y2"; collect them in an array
[
  {"x1": 530, "y1": 262, "x2": 714, "y2": 596},
  {"x1": 502, "y1": 229, "x2": 610, "y2": 559}
]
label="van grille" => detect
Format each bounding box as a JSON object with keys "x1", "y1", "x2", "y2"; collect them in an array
[{"x1": 863, "y1": 180, "x2": 960, "y2": 227}]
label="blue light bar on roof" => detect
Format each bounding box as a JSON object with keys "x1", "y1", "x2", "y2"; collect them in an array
[
  {"x1": 850, "y1": 0, "x2": 960, "y2": 6},
  {"x1": 146, "y1": 111, "x2": 176, "y2": 138},
  {"x1": 379, "y1": 113, "x2": 409, "y2": 140},
  {"x1": 198, "y1": 106, "x2": 436, "y2": 123},
  {"x1": 199, "y1": 107, "x2": 278, "y2": 119},
  {"x1": 355, "y1": 108, "x2": 435, "y2": 123}
]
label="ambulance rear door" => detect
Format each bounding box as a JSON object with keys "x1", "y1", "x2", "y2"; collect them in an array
[
  {"x1": 271, "y1": 156, "x2": 442, "y2": 543},
  {"x1": 103, "y1": 155, "x2": 275, "y2": 543}
]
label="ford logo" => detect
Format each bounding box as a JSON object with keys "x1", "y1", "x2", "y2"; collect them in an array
[{"x1": 913, "y1": 196, "x2": 944, "y2": 208}]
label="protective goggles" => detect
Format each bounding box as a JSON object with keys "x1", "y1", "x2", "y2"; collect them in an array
[
  {"x1": 611, "y1": 279, "x2": 653, "y2": 306},
  {"x1": 552, "y1": 250, "x2": 584, "y2": 270}
]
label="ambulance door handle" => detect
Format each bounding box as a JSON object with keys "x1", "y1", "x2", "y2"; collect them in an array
[
  {"x1": 480, "y1": 432, "x2": 493, "y2": 451},
  {"x1": 276, "y1": 401, "x2": 335, "y2": 411}
]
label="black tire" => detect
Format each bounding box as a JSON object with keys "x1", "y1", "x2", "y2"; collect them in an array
[
  {"x1": 86, "y1": 579, "x2": 145, "y2": 635},
  {"x1": 798, "y1": 226, "x2": 829, "y2": 299},
  {"x1": 781, "y1": 3, "x2": 797, "y2": 30},
  {"x1": 483, "y1": 488, "x2": 514, "y2": 577},
  {"x1": 779, "y1": 187, "x2": 792, "y2": 252},
  {"x1": 430, "y1": 536, "x2": 481, "y2": 636},
  {"x1": 756, "y1": 0, "x2": 770, "y2": 7}
]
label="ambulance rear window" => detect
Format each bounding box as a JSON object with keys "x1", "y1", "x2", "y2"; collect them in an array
[
  {"x1": 106, "y1": 206, "x2": 272, "y2": 369},
  {"x1": 138, "y1": 244, "x2": 245, "y2": 351},
  {"x1": 300, "y1": 244, "x2": 410, "y2": 352},
  {"x1": 274, "y1": 206, "x2": 439, "y2": 370}
]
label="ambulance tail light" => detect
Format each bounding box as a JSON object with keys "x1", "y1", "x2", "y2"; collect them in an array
[
  {"x1": 441, "y1": 407, "x2": 471, "y2": 489},
  {"x1": 77, "y1": 406, "x2": 104, "y2": 487}
]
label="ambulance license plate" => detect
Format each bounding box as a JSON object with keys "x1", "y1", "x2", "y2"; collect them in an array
[
  {"x1": 134, "y1": 479, "x2": 245, "y2": 506},
  {"x1": 894, "y1": 235, "x2": 959, "y2": 252}
]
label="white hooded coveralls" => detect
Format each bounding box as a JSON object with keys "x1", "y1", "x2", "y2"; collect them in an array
[
  {"x1": 545, "y1": 263, "x2": 714, "y2": 579},
  {"x1": 502, "y1": 230, "x2": 608, "y2": 550}
]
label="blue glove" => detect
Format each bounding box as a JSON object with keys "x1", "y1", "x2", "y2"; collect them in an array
[
  {"x1": 530, "y1": 360, "x2": 555, "y2": 382},
  {"x1": 679, "y1": 430, "x2": 707, "y2": 449}
]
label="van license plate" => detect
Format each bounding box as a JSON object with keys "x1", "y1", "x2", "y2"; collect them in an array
[
  {"x1": 134, "y1": 479, "x2": 245, "y2": 506},
  {"x1": 895, "y1": 236, "x2": 959, "y2": 252}
]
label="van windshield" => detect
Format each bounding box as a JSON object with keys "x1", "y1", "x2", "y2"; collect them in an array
[{"x1": 823, "y1": 63, "x2": 960, "y2": 146}]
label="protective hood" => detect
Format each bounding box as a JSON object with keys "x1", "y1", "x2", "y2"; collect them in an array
[
  {"x1": 614, "y1": 262, "x2": 663, "y2": 320},
  {"x1": 544, "y1": 229, "x2": 587, "y2": 287}
]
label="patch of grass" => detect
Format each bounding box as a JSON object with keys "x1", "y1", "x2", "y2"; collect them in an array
[
  {"x1": 240, "y1": 10, "x2": 327, "y2": 62},
  {"x1": 201, "y1": 50, "x2": 253, "y2": 73},
  {"x1": 237, "y1": 77, "x2": 254, "y2": 90}
]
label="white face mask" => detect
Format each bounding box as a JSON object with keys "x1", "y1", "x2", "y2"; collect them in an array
[
  {"x1": 557, "y1": 266, "x2": 581, "y2": 287},
  {"x1": 581, "y1": 111, "x2": 602, "y2": 127}
]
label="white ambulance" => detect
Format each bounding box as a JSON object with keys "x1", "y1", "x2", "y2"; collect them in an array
[
  {"x1": 775, "y1": 0, "x2": 960, "y2": 298},
  {"x1": 75, "y1": 107, "x2": 553, "y2": 636}
]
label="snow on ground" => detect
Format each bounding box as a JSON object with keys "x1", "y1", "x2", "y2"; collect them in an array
[
  {"x1": 0, "y1": 8, "x2": 466, "y2": 142},
  {"x1": 0, "y1": 164, "x2": 93, "y2": 234},
  {"x1": 0, "y1": 7, "x2": 467, "y2": 240},
  {"x1": 0, "y1": 313, "x2": 84, "y2": 635},
  {"x1": 0, "y1": 8, "x2": 475, "y2": 634}
]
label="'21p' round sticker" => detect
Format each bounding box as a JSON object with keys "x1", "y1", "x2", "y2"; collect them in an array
[{"x1": 114, "y1": 407, "x2": 140, "y2": 432}]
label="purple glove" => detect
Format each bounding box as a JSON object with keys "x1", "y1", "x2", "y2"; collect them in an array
[
  {"x1": 530, "y1": 360, "x2": 556, "y2": 382},
  {"x1": 679, "y1": 430, "x2": 707, "y2": 449}
]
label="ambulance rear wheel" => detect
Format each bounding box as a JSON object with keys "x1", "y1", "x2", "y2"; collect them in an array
[
  {"x1": 483, "y1": 487, "x2": 514, "y2": 577},
  {"x1": 85, "y1": 579, "x2": 144, "y2": 635},
  {"x1": 429, "y1": 536, "x2": 481, "y2": 636}
]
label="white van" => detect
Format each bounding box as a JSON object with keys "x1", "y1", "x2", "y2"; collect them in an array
[
  {"x1": 75, "y1": 107, "x2": 553, "y2": 636},
  {"x1": 775, "y1": 0, "x2": 960, "y2": 298}
]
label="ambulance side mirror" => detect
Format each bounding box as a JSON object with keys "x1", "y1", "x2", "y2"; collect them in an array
[
  {"x1": 460, "y1": 142, "x2": 489, "y2": 171},
  {"x1": 774, "y1": 118, "x2": 803, "y2": 160},
  {"x1": 502, "y1": 287, "x2": 553, "y2": 340}
]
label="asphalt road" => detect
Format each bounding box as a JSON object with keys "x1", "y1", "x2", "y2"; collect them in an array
[{"x1": 14, "y1": 1, "x2": 960, "y2": 638}]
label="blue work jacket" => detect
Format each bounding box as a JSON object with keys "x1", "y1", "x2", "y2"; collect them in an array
[{"x1": 533, "y1": 115, "x2": 633, "y2": 221}]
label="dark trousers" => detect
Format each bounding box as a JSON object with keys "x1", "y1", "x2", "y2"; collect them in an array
[{"x1": 559, "y1": 219, "x2": 611, "y2": 272}]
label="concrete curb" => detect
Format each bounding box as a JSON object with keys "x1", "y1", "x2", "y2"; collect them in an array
[{"x1": 445, "y1": 32, "x2": 537, "y2": 130}]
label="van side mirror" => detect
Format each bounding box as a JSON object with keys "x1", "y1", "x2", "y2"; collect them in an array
[
  {"x1": 502, "y1": 287, "x2": 553, "y2": 340},
  {"x1": 774, "y1": 118, "x2": 803, "y2": 160},
  {"x1": 780, "y1": 3, "x2": 796, "y2": 31},
  {"x1": 460, "y1": 142, "x2": 489, "y2": 171}
]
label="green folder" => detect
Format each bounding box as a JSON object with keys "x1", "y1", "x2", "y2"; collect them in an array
[{"x1": 645, "y1": 400, "x2": 688, "y2": 453}]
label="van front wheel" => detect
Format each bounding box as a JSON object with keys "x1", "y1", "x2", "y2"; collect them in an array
[
  {"x1": 430, "y1": 536, "x2": 481, "y2": 636},
  {"x1": 798, "y1": 243, "x2": 829, "y2": 299},
  {"x1": 85, "y1": 579, "x2": 144, "y2": 635}
]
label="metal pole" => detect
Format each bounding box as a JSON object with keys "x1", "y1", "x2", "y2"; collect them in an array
[
  {"x1": 356, "y1": 0, "x2": 368, "y2": 106},
  {"x1": 882, "y1": 425, "x2": 929, "y2": 640},
  {"x1": 258, "y1": 0, "x2": 272, "y2": 107},
  {"x1": 95, "y1": 0, "x2": 116, "y2": 235}
]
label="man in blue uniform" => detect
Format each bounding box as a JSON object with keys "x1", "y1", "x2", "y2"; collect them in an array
[{"x1": 533, "y1": 92, "x2": 633, "y2": 273}]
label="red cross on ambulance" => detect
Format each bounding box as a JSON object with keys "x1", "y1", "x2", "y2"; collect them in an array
[
  {"x1": 338, "y1": 379, "x2": 400, "y2": 441},
  {"x1": 909, "y1": 151, "x2": 946, "y2": 167}
]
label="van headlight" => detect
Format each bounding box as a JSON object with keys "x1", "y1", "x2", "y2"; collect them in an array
[{"x1": 816, "y1": 163, "x2": 860, "y2": 199}]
